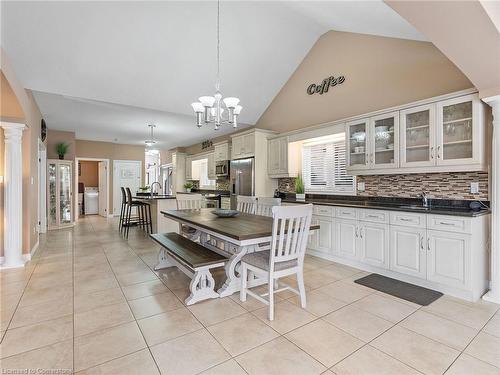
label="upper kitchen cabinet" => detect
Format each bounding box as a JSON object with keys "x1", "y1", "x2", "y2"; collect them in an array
[
  {"x1": 185, "y1": 156, "x2": 193, "y2": 180},
  {"x1": 400, "y1": 104, "x2": 435, "y2": 168},
  {"x1": 267, "y1": 136, "x2": 300, "y2": 178},
  {"x1": 207, "y1": 152, "x2": 216, "y2": 180},
  {"x1": 436, "y1": 94, "x2": 482, "y2": 166},
  {"x1": 231, "y1": 132, "x2": 255, "y2": 159},
  {"x1": 347, "y1": 118, "x2": 369, "y2": 171},
  {"x1": 347, "y1": 91, "x2": 486, "y2": 175},
  {"x1": 214, "y1": 141, "x2": 229, "y2": 162},
  {"x1": 370, "y1": 111, "x2": 399, "y2": 170}
]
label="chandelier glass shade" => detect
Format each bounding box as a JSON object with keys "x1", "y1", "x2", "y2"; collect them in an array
[
  {"x1": 191, "y1": 1, "x2": 242, "y2": 130},
  {"x1": 144, "y1": 124, "x2": 158, "y2": 153}
]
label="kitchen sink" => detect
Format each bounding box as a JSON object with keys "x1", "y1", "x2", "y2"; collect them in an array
[{"x1": 399, "y1": 205, "x2": 430, "y2": 211}]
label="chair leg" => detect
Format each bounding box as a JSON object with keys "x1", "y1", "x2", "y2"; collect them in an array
[
  {"x1": 240, "y1": 263, "x2": 247, "y2": 302},
  {"x1": 119, "y1": 203, "x2": 124, "y2": 230},
  {"x1": 125, "y1": 205, "x2": 131, "y2": 238},
  {"x1": 297, "y1": 270, "x2": 307, "y2": 308},
  {"x1": 268, "y1": 274, "x2": 275, "y2": 321},
  {"x1": 139, "y1": 205, "x2": 145, "y2": 231}
]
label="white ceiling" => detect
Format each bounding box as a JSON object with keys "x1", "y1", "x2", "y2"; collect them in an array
[{"x1": 1, "y1": 1, "x2": 426, "y2": 149}]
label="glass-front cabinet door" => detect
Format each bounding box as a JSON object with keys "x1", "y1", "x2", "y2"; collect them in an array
[
  {"x1": 369, "y1": 111, "x2": 399, "y2": 169},
  {"x1": 436, "y1": 95, "x2": 480, "y2": 166},
  {"x1": 400, "y1": 104, "x2": 436, "y2": 168},
  {"x1": 346, "y1": 118, "x2": 369, "y2": 171},
  {"x1": 47, "y1": 160, "x2": 73, "y2": 229}
]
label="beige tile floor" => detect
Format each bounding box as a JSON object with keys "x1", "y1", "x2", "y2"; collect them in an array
[{"x1": 1, "y1": 216, "x2": 499, "y2": 375}]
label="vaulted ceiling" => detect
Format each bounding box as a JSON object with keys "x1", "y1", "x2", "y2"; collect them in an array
[{"x1": 1, "y1": 1, "x2": 426, "y2": 149}]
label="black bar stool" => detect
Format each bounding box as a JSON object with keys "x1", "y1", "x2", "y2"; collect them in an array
[
  {"x1": 119, "y1": 187, "x2": 127, "y2": 232},
  {"x1": 123, "y1": 187, "x2": 152, "y2": 237}
]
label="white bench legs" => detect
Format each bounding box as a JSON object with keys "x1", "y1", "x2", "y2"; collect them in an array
[{"x1": 186, "y1": 266, "x2": 221, "y2": 305}]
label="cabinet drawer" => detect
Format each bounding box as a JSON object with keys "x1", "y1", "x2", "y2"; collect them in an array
[
  {"x1": 314, "y1": 205, "x2": 334, "y2": 217},
  {"x1": 335, "y1": 207, "x2": 357, "y2": 220},
  {"x1": 390, "y1": 211, "x2": 426, "y2": 228},
  {"x1": 359, "y1": 209, "x2": 389, "y2": 224},
  {"x1": 427, "y1": 215, "x2": 471, "y2": 234}
]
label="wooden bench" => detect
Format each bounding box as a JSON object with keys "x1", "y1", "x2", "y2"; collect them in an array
[{"x1": 150, "y1": 232, "x2": 228, "y2": 305}]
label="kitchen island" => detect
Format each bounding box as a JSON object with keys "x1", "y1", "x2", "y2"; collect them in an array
[{"x1": 133, "y1": 195, "x2": 179, "y2": 234}]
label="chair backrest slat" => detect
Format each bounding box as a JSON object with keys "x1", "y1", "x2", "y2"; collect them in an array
[
  {"x1": 125, "y1": 187, "x2": 133, "y2": 205},
  {"x1": 177, "y1": 194, "x2": 204, "y2": 209},
  {"x1": 255, "y1": 197, "x2": 281, "y2": 217},
  {"x1": 237, "y1": 196, "x2": 256, "y2": 214},
  {"x1": 269, "y1": 204, "x2": 313, "y2": 268}
]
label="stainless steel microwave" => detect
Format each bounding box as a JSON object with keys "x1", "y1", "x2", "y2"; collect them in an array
[{"x1": 215, "y1": 160, "x2": 229, "y2": 177}]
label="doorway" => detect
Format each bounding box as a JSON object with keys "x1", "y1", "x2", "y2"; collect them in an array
[
  {"x1": 75, "y1": 157, "x2": 110, "y2": 219},
  {"x1": 112, "y1": 160, "x2": 142, "y2": 216}
]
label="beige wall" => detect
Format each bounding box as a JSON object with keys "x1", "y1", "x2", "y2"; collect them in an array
[
  {"x1": 387, "y1": 1, "x2": 500, "y2": 98},
  {"x1": 1, "y1": 47, "x2": 43, "y2": 255},
  {"x1": 75, "y1": 140, "x2": 146, "y2": 213},
  {"x1": 256, "y1": 31, "x2": 473, "y2": 132},
  {"x1": 47, "y1": 129, "x2": 76, "y2": 160},
  {"x1": 78, "y1": 160, "x2": 98, "y2": 187}
]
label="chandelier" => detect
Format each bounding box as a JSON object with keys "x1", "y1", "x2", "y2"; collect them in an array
[
  {"x1": 191, "y1": 0, "x2": 242, "y2": 130},
  {"x1": 145, "y1": 124, "x2": 159, "y2": 154}
]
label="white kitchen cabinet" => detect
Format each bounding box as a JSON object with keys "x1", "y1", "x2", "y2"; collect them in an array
[
  {"x1": 267, "y1": 136, "x2": 300, "y2": 178},
  {"x1": 400, "y1": 104, "x2": 436, "y2": 168},
  {"x1": 369, "y1": 111, "x2": 399, "y2": 169},
  {"x1": 336, "y1": 219, "x2": 358, "y2": 260},
  {"x1": 346, "y1": 118, "x2": 369, "y2": 171},
  {"x1": 427, "y1": 230, "x2": 470, "y2": 289},
  {"x1": 390, "y1": 226, "x2": 426, "y2": 279},
  {"x1": 232, "y1": 133, "x2": 255, "y2": 159},
  {"x1": 308, "y1": 217, "x2": 319, "y2": 250},
  {"x1": 207, "y1": 153, "x2": 216, "y2": 180},
  {"x1": 214, "y1": 142, "x2": 229, "y2": 162},
  {"x1": 185, "y1": 156, "x2": 193, "y2": 180},
  {"x1": 317, "y1": 216, "x2": 335, "y2": 253},
  {"x1": 359, "y1": 221, "x2": 389, "y2": 269}
]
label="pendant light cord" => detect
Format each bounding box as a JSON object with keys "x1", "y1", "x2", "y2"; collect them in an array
[{"x1": 216, "y1": 0, "x2": 220, "y2": 91}]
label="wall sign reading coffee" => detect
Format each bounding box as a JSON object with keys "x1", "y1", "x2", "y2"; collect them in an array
[{"x1": 307, "y1": 75, "x2": 345, "y2": 95}]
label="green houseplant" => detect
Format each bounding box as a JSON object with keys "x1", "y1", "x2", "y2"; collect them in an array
[
  {"x1": 184, "y1": 181, "x2": 193, "y2": 193},
  {"x1": 139, "y1": 186, "x2": 150, "y2": 192},
  {"x1": 56, "y1": 143, "x2": 69, "y2": 160},
  {"x1": 295, "y1": 174, "x2": 305, "y2": 200}
]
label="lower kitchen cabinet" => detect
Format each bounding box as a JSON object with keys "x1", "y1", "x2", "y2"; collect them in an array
[
  {"x1": 389, "y1": 226, "x2": 427, "y2": 279},
  {"x1": 336, "y1": 219, "x2": 358, "y2": 260},
  {"x1": 309, "y1": 215, "x2": 334, "y2": 254},
  {"x1": 427, "y1": 230, "x2": 470, "y2": 290},
  {"x1": 359, "y1": 222, "x2": 389, "y2": 269}
]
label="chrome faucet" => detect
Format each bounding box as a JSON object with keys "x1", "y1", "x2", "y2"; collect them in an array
[
  {"x1": 420, "y1": 191, "x2": 429, "y2": 208},
  {"x1": 150, "y1": 181, "x2": 162, "y2": 198}
]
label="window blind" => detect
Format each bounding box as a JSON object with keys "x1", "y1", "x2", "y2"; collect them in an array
[{"x1": 302, "y1": 138, "x2": 355, "y2": 194}]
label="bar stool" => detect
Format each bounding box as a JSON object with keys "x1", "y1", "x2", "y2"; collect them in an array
[
  {"x1": 123, "y1": 187, "x2": 152, "y2": 238},
  {"x1": 119, "y1": 187, "x2": 127, "y2": 232}
]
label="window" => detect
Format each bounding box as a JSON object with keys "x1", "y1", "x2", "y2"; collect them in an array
[
  {"x1": 192, "y1": 158, "x2": 215, "y2": 189},
  {"x1": 302, "y1": 134, "x2": 355, "y2": 194}
]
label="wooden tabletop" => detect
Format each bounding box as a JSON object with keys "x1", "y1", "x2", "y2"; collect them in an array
[{"x1": 161, "y1": 208, "x2": 319, "y2": 241}]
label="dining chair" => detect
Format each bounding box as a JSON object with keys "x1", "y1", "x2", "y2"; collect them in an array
[
  {"x1": 256, "y1": 197, "x2": 281, "y2": 217},
  {"x1": 176, "y1": 194, "x2": 204, "y2": 238},
  {"x1": 237, "y1": 195, "x2": 257, "y2": 214},
  {"x1": 240, "y1": 204, "x2": 313, "y2": 320}
]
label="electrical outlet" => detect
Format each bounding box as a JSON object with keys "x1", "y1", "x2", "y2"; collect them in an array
[
  {"x1": 357, "y1": 182, "x2": 365, "y2": 192},
  {"x1": 470, "y1": 182, "x2": 479, "y2": 194}
]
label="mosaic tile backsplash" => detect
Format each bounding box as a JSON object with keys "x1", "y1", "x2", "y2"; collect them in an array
[{"x1": 279, "y1": 171, "x2": 489, "y2": 200}]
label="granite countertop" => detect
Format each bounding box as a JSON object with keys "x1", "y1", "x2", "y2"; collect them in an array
[
  {"x1": 134, "y1": 195, "x2": 176, "y2": 200},
  {"x1": 281, "y1": 196, "x2": 490, "y2": 217}
]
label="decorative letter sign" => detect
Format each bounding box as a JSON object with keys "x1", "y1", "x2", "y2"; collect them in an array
[{"x1": 307, "y1": 75, "x2": 345, "y2": 95}]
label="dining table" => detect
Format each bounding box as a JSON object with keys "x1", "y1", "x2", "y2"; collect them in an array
[{"x1": 156, "y1": 208, "x2": 319, "y2": 298}]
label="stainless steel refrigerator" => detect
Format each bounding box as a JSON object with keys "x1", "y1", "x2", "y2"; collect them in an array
[{"x1": 230, "y1": 157, "x2": 255, "y2": 209}]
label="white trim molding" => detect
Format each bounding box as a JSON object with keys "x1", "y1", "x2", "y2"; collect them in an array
[
  {"x1": 482, "y1": 95, "x2": 500, "y2": 304},
  {"x1": 1, "y1": 122, "x2": 26, "y2": 269}
]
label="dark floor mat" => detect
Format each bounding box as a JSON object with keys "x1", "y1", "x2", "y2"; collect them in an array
[{"x1": 354, "y1": 273, "x2": 443, "y2": 306}]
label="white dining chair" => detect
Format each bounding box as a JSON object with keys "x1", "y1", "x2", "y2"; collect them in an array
[
  {"x1": 176, "y1": 194, "x2": 204, "y2": 238},
  {"x1": 256, "y1": 197, "x2": 281, "y2": 217},
  {"x1": 240, "y1": 204, "x2": 313, "y2": 320},
  {"x1": 237, "y1": 195, "x2": 257, "y2": 214}
]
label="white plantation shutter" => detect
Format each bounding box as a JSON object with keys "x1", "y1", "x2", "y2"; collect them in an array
[{"x1": 303, "y1": 138, "x2": 355, "y2": 194}]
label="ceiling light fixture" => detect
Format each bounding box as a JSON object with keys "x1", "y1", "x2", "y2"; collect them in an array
[
  {"x1": 191, "y1": 0, "x2": 242, "y2": 130},
  {"x1": 145, "y1": 124, "x2": 157, "y2": 147}
]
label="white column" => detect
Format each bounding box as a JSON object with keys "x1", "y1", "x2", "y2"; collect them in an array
[
  {"x1": 1, "y1": 122, "x2": 26, "y2": 269},
  {"x1": 483, "y1": 95, "x2": 500, "y2": 304}
]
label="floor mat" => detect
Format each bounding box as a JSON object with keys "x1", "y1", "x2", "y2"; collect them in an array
[{"x1": 354, "y1": 273, "x2": 443, "y2": 306}]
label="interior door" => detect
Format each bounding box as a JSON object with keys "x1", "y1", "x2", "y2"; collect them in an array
[
  {"x1": 113, "y1": 160, "x2": 141, "y2": 216},
  {"x1": 98, "y1": 161, "x2": 107, "y2": 217}
]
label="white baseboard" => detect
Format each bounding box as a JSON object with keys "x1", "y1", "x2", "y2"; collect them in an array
[{"x1": 25, "y1": 239, "x2": 40, "y2": 261}]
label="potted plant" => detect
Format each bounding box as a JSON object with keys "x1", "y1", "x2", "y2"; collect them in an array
[
  {"x1": 139, "y1": 186, "x2": 150, "y2": 193},
  {"x1": 295, "y1": 174, "x2": 305, "y2": 200},
  {"x1": 56, "y1": 143, "x2": 69, "y2": 160},
  {"x1": 184, "y1": 181, "x2": 193, "y2": 193}
]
